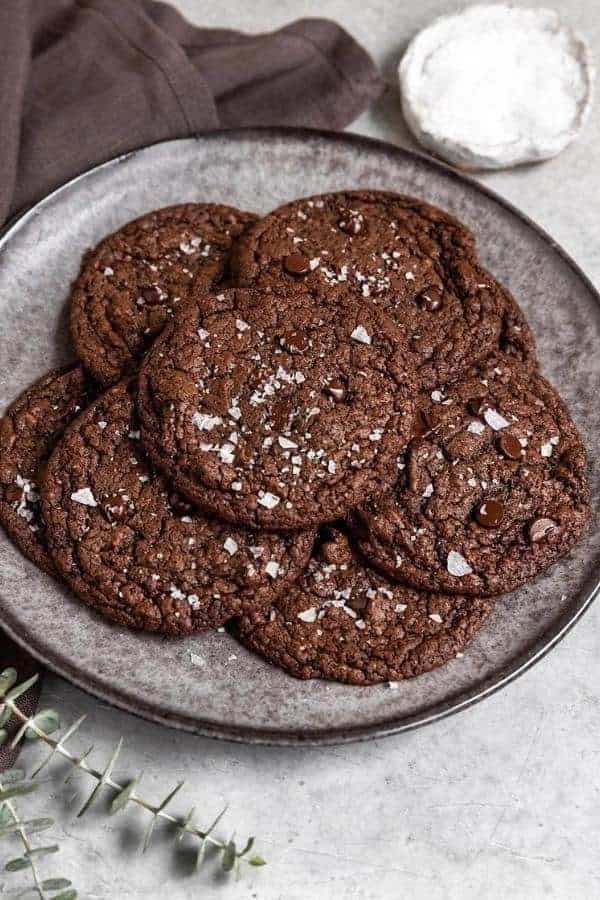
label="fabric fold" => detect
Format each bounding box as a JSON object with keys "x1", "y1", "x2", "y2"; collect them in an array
[{"x1": 0, "y1": 0, "x2": 383, "y2": 226}]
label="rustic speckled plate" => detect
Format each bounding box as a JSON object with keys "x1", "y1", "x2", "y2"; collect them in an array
[{"x1": 1, "y1": 129, "x2": 598, "y2": 745}]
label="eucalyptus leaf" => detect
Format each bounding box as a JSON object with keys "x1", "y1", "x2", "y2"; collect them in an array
[
  {"x1": 142, "y1": 815, "x2": 157, "y2": 854},
  {"x1": 204, "y1": 805, "x2": 227, "y2": 838},
  {"x1": 5, "y1": 674, "x2": 39, "y2": 703},
  {"x1": 0, "y1": 769, "x2": 25, "y2": 785},
  {"x1": 141, "y1": 780, "x2": 184, "y2": 852},
  {"x1": 0, "y1": 728, "x2": 7, "y2": 747},
  {"x1": 237, "y1": 836, "x2": 254, "y2": 858},
  {"x1": 0, "y1": 804, "x2": 14, "y2": 828},
  {"x1": 5, "y1": 855, "x2": 31, "y2": 871},
  {"x1": 0, "y1": 706, "x2": 12, "y2": 726},
  {"x1": 110, "y1": 776, "x2": 139, "y2": 815},
  {"x1": 21, "y1": 817, "x2": 56, "y2": 836},
  {"x1": 0, "y1": 668, "x2": 18, "y2": 697},
  {"x1": 42, "y1": 878, "x2": 72, "y2": 890},
  {"x1": 0, "y1": 782, "x2": 37, "y2": 800},
  {"x1": 25, "y1": 844, "x2": 59, "y2": 859},
  {"x1": 176, "y1": 806, "x2": 195, "y2": 841},
  {"x1": 248, "y1": 855, "x2": 267, "y2": 867},
  {"x1": 25, "y1": 710, "x2": 60, "y2": 740},
  {"x1": 0, "y1": 817, "x2": 54, "y2": 839},
  {"x1": 195, "y1": 838, "x2": 207, "y2": 871},
  {"x1": 31, "y1": 715, "x2": 87, "y2": 778},
  {"x1": 222, "y1": 840, "x2": 236, "y2": 872},
  {"x1": 157, "y1": 780, "x2": 184, "y2": 813},
  {"x1": 77, "y1": 737, "x2": 122, "y2": 817},
  {"x1": 51, "y1": 890, "x2": 77, "y2": 900}
]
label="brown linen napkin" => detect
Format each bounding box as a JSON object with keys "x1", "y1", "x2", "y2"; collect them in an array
[
  {"x1": 0, "y1": 0, "x2": 383, "y2": 767},
  {"x1": 0, "y1": 0, "x2": 383, "y2": 227},
  {"x1": 0, "y1": 637, "x2": 41, "y2": 772}
]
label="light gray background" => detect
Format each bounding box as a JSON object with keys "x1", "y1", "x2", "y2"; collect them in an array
[{"x1": 8, "y1": 2, "x2": 600, "y2": 898}]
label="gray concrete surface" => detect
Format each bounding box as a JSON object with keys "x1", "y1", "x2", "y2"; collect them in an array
[{"x1": 7, "y1": 2, "x2": 600, "y2": 897}]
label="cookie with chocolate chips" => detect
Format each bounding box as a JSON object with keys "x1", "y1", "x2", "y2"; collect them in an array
[
  {"x1": 232, "y1": 190, "x2": 521, "y2": 388},
  {"x1": 352, "y1": 357, "x2": 590, "y2": 596},
  {"x1": 0, "y1": 365, "x2": 93, "y2": 575},
  {"x1": 137, "y1": 287, "x2": 416, "y2": 531},
  {"x1": 233, "y1": 530, "x2": 493, "y2": 684},
  {"x1": 41, "y1": 380, "x2": 313, "y2": 634},
  {"x1": 70, "y1": 203, "x2": 257, "y2": 386}
]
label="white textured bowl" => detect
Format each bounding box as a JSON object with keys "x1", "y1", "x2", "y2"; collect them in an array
[{"x1": 399, "y1": 4, "x2": 594, "y2": 171}]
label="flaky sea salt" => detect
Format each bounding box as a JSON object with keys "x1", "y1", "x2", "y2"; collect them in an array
[
  {"x1": 265, "y1": 560, "x2": 280, "y2": 578},
  {"x1": 70, "y1": 487, "x2": 97, "y2": 507},
  {"x1": 447, "y1": 550, "x2": 473, "y2": 577},
  {"x1": 350, "y1": 325, "x2": 372, "y2": 345},
  {"x1": 483, "y1": 408, "x2": 510, "y2": 431},
  {"x1": 223, "y1": 537, "x2": 239, "y2": 556},
  {"x1": 297, "y1": 607, "x2": 317, "y2": 623},
  {"x1": 257, "y1": 492, "x2": 280, "y2": 509}
]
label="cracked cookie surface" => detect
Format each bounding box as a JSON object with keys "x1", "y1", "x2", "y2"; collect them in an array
[
  {"x1": 352, "y1": 357, "x2": 590, "y2": 596},
  {"x1": 232, "y1": 190, "x2": 518, "y2": 388},
  {"x1": 70, "y1": 203, "x2": 257, "y2": 386},
  {"x1": 41, "y1": 380, "x2": 313, "y2": 634},
  {"x1": 233, "y1": 530, "x2": 493, "y2": 684},
  {"x1": 0, "y1": 365, "x2": 93, "y2": 576},
  {"x1": 137, "y1": 288, "x2": 416, "y2": 530}
]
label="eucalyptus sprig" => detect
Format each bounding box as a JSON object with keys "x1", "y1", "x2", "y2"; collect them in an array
[
  {"x1": 0, "y1": 767, "x2": 74, "y2": 900},
  {"x1": 0, "y1": 668, "x2": 265, "y2": 892}
]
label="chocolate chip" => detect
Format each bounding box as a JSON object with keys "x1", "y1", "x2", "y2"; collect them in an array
[
  {"x1": 467, "y1": 398, "x2": 484, "y2": 416},
  {"x1": 337, "y1": 215, "x2": 363, "y2": 236},
  {"x1": 347, "y1": 592, "x2": 368, "y2": 613},
  {"x1": 497, "y1": 433, "x2": 522, "y2": 460},
  {"x1": 283, "y1": 254, "x2": 310, "y2": 276},
  {"x1": 4, "y1": 484, "x2": 22, "y2": 503},
  {"x1": 142, "y1": 286, "x2": 161, "y2": 305},
  {"x1": 559, "y1": 449, "x2": 576, "y2": 469},
  {"x1": 279, "y1": 328, "x2": 308, "y2": 353},
  {"x1": 326, "y1": 379, "x2": 346, "y2": 402},
  {"x1": 407, "y1": 456, "x2": 420, "y2": 493},
  {"x1": 475, "y1": 498, "x2": 504, "y2": 528},
  {"x1": 105, "y1": 494, "x2": 127, "y2": 521},
  {"x1": 169, "y1": 492, "x2": 193, "y2": 516},
  {"x1": 418, "y1": 287, "x2": 443, "y2": 312},
  {"x1": 413, "y1": 408, "x2": 433, "y2": 437},
  {"x1": 529, "y1": 517, "x2": 558, "y2": 543}
]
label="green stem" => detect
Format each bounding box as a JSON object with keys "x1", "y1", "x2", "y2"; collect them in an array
[
  {"x1": 1, "y1": 794, "x2": 47, "y2": 900},
  {"x1": 4, "y1": 697, "x2": 228, "y2": 853}
]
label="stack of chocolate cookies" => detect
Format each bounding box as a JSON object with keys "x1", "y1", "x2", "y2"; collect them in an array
[{"x1": 0, "y1": 192, "x2": 590, "y2": 686}]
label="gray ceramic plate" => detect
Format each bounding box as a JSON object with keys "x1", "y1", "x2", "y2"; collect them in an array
[{"x1": 1, "y1": 129, "x2": 598, "y2": 746}]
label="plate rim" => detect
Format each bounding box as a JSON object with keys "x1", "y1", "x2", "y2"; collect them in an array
[{"x1": 1, "y1": 125, "x2": 598, "y2": 747}]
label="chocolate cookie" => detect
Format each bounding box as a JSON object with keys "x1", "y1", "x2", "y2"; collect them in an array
[
  {"x1": 352, "y1": 357, "x2": 590, "y2": 596},
  {"x1": 232, "y1": 190, "x2": 511, "y2": 388},
  {"x1": 41, "y1": 380, "x2": 313, "y2": 634},
  {"x1": 0, "y1": 365, "x2": 93, "y2": 575},
  {"x1": 233, "y1": 530, "x2": 493, "y2": 684},
  {"x1": 70, "y1": 203, "x2": 258, "y2": 386},
  {"x1": 137, "y1": 288, "x2": 416, "y2": 530}
]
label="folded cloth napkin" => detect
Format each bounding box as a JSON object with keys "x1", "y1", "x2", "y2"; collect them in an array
[
  {"x1": 0, "y1": 0, "x2": 383, "y2": 227},
  {"x1": 0, "y1": 0, "x2": 383, "y2": 767}
]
